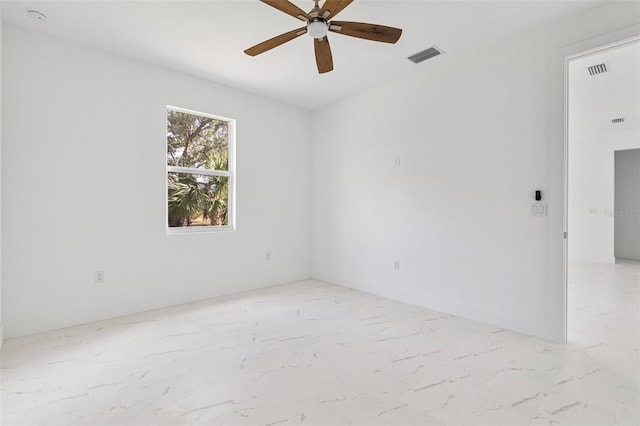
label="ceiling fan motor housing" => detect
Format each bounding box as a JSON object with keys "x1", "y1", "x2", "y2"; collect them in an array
[{"x1": 307, "y1": 17, "x2": 329, "y2": 39}]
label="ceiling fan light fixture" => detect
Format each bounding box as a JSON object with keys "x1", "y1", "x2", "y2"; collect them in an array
[{"x1": 307, "y1": 18, "x2": 328, "y2": 39}]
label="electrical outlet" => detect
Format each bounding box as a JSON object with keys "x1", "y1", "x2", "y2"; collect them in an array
[
  {"x1": 394, "y1": 156, "x2": 401, "y2": 167},
  {"x1": 394, "y1": 260, "x2": 400, "y2": 271},
  {"x1": 265, "y1": 252, "x2": 271, "y2": 261},
  {"x1": 94, "y1": 271, "x2": 105, "y2": 283}
]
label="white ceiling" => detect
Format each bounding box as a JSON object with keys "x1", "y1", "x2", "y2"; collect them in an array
[
  {"x1": 569, "y1": 41, "x2": 640, "y2": 136},
  {"x1": 2, "y1": 0, "x2": 613, "y2": 110}
]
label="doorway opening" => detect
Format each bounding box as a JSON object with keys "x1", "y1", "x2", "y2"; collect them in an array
[{"x1": 565, "y1": 38, "x2": 640, "y2": 343}]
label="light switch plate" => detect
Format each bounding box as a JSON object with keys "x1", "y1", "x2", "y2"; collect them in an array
[{"x1": 532, "y1": 203, "x2": 547, "y2": 216}]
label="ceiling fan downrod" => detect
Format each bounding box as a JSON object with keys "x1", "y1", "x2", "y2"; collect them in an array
[{"x1": 307, "y1": 0, "x2": 329, "y2": 39}]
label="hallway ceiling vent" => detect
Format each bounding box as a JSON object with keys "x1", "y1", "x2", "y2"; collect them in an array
[
  {"x1": 587, "y1": 62, "x2": 608, "y2": 76},
  {"x1": 611, "y1": 117, "x2": 625, "y2": 124},
  {"x1": 408, "y1": 46, "x2": 443, "y2": 64}
]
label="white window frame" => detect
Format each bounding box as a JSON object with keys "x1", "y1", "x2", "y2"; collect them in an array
[{"x1": 166, "y1": 105, "x2": 236, "y2": 234}]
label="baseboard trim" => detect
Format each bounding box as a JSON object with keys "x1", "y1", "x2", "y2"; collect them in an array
[
  {"x1": 3, "y1": 276, "x2": 313, "y2": 339},
  {"x1": 313, "y1": 271, "x2": 557, "y2": 342},
  {"x1": 568, "y1": 256, "x2": 616, "y2": 264},
  {"x1": 615, "y1": 258, "x2": 640, "y2": 264}
]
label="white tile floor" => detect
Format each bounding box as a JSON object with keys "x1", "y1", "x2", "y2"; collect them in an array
[{"x1": 1, "y1": 261, "x2": 638, "y2": 425}]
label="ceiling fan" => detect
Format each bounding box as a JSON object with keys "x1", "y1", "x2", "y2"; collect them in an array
[{"x1": 244, "y1": 0, "x2": 403, "y2": 74}]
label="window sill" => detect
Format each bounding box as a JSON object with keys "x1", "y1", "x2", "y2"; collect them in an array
[{"x1": 167, "y1": 225, "x2": 235, "y2": 235}]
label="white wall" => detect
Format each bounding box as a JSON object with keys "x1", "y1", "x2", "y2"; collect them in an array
[
  {"x1": 311, "y1": 2, "x2": 640, "y2": 342},
  {"x1": 569, "y1": 130, "x2": 639, "y2": 263},
  {"x1": 0, "y1": 6, "x2": 3, "y2": 348},
  {"x1": 2, "y1": 26, "x2": 311, "y2": 338}
]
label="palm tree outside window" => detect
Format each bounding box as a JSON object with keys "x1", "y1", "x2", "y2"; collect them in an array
[{"x1": 166, "y1": 106, "x2": 235, "y2": 231}]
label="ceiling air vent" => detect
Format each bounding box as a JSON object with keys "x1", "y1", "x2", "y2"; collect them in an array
[
  {"x1": 611, "y1": 117, "x2": 625, "y2": 124},
  {"x1": 587, "y1": 63, "x2": 608, "y2": 76},
  {"x1": 408, "y1": 46, "x2": 443, "y2": 64}
]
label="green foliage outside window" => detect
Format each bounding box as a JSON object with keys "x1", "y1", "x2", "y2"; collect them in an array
[{"x1": 167, "y1": 110, "x2": 231, "y2": 228}]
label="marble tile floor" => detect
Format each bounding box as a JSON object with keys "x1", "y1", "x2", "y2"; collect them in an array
[{"x1": 1, "y1": 261, "x2": 638, "y2": 426}]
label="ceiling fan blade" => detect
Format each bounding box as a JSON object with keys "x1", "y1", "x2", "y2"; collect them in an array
[
  {"x1": 260, "y1": 0, "x2": 310, "y2": 21},
  {"x1": 318, "y1": 0, "x2": 353, "y2": 19},
  {"x1": 244, "y1": 27, "x2": 307, "y2": 56},
  {"x1": 314, "y1": 37, "x2": 334, "y2": 74},
  {"x1": 329, "y1": 21, "x2": 402, "y2": 44}
]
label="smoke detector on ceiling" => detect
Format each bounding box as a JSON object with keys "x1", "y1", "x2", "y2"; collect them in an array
[{"x1": 27, "y1": 10, "x2": 47, "y2": 22}]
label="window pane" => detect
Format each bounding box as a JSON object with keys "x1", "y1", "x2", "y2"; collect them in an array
[
  {"x1": 167, "y1": 110, "x2": 229, "y2": 171},
  {"x1": 167, "y1": 172, "x2": 229, "y2": 227}
]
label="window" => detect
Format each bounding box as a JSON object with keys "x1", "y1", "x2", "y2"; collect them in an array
[{"x1": 166, "y1": 106, "x2": 234, "y2": 232}]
